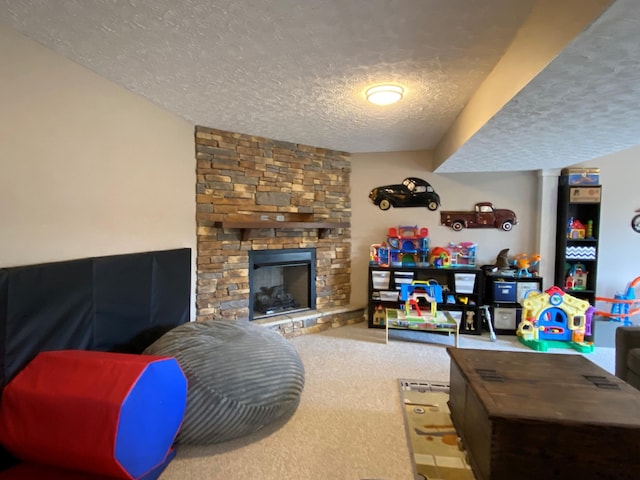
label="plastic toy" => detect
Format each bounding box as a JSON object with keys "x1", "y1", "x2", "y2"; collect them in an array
[
  {"x1": 516, "y1": 286, "x2": 595, "y2": 352},
  {"x1": 370, "y1": 244, "x2": 382, "y2": 265},
  {"x1": 400, "y1": 281, "x2": 443, "y2": 317},
  {"x1": 565, "y1": 263, "x2": 588, "y2": 290},
  {"x1": 369, "y1": 177, "x2": 440, "y2": 211},
  {"x1": 429, "y1": 246, "x2": 450, "y2": 268},
  {"x1": 595, "y1": 276, "x2": 640, "y2": 323},
  {"x1": 376, "y1": 225, "x2": 430, "y2": 267},
  {"x1": 448, "y1": 242, "x2": 477, "y2": 267},
  {"x1": 567, "y1": 217, "x2": 587, "y2": 239},
  {"x1": 513, "y1": 253, "x2": 540, "y2": 277},
  {"x1": 372, "y1": 304, "x2": 387, "y2": 325},
  {"x1": 370, "y1": 242, "x2": 394, "y2": 267},
  {"x1": 465, "y1": 311, "x2": 476, "y2": 331}
]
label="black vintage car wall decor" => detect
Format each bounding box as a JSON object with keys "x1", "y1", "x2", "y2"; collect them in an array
[{"x1": 369, "y1": 177, "x2": 441, "y2": 211}]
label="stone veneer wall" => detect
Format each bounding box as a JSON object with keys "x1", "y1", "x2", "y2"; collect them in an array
[{"x1": 195, "y1": 126, "x2": 360, "y2": 335}]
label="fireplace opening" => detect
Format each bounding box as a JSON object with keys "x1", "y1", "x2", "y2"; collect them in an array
[{"x1": 249, "y1": 248, "x2": 316, "y2": 320}]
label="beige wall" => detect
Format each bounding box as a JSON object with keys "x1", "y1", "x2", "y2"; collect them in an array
[
  {"x1": 350, "y1": 151, "x2": 540, "y2": 307},
  {"x1": 576, "y1": 147, "x2": 640, "y2": 301},
  {"x1": 0, "y1": 26, "x2": 197, "y2": 317},
  {"x1": 351, "y1": 150, "x2": 640, "y2": 315}
]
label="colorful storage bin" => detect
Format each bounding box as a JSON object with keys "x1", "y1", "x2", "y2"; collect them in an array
[{"x1": 493, "y1": 281, "x2": 516, "y2": 303}]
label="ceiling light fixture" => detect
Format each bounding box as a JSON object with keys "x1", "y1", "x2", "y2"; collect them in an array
[{"x1": 366, "y1": 84, "x2": 404, "y2": 106}]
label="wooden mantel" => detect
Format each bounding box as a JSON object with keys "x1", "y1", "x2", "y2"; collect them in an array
[{"x1": 214, "y1": 213, "x2": 349, "y2": 241}]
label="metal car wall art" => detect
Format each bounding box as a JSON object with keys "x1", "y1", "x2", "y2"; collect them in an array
[
  {"x1": 440, "y1": 202, "x2": 518, "y2": 231},
  {"x1": 369, "y1": 177, "x2": 440, "y2": 211}
]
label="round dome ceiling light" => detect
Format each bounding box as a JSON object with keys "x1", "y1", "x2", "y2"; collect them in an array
[{"x1": 366, "y1": 84, "x2": 404, "y2": 106}]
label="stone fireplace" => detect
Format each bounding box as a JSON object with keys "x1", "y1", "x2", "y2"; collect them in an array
[
  {"x1": 194, "y1": 126, "x2": 364, "y2": 337},
  {"x1": 249, "y1": 248, "x2": 316, "y2": 320}
]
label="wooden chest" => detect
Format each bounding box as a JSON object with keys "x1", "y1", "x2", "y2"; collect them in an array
[{"x1": 447, "y1": 348, "x2": 640, "y2": 480}]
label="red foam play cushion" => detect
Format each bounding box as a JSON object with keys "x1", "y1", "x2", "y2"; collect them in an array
[{"x1": 0, "y1": 350, "x2": 186, "y2": 479}]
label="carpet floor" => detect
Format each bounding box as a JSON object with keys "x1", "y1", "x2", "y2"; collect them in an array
[{"x1": 159, "y1": 321, "x2": 615, "y2": 480}]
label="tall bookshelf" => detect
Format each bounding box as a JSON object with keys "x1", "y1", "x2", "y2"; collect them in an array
[{"x1": 554, "y1": 182, "x2": 602, "y2": 305}]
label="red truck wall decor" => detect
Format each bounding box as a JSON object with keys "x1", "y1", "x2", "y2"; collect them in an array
[{"x1": 440, "y1": 202, "x2": 518, "y2": 232}]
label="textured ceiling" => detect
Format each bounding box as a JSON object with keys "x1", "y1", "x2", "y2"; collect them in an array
[
  {"x1": 440, "y1": 0, "x2": 640, "y2": 172},
  {"x1": 1, "y1": 0, "x2": 637, "y2": 172}
]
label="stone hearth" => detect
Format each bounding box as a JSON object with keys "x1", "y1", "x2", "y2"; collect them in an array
[{"x1": 194, "y1": 126, "x2": 363, "y2": 337}]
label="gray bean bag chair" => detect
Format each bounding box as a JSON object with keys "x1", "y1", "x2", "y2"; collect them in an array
[{"x1": 143, "y1": 320, "x2": 305, "y2": 445}]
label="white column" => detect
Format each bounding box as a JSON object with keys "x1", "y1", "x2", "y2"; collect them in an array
[{"x1": 536, "y1": 169, "x2": 561, "y2": 290}]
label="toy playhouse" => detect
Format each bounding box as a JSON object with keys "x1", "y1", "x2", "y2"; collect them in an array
[{"x1": 517, "y1": 286, "x2": 595, "y2": 352}]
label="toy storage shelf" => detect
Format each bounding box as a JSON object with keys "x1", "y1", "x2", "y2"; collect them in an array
[
  {"x1": 554, "y1": 183, "x2": 601, "y2": 306},
  {"x1": 484, "y1": 273, "x2": 543, "y2": 335},
  {"x1": 368, "y1": 265, "x2": 484, "y2": 335}
]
